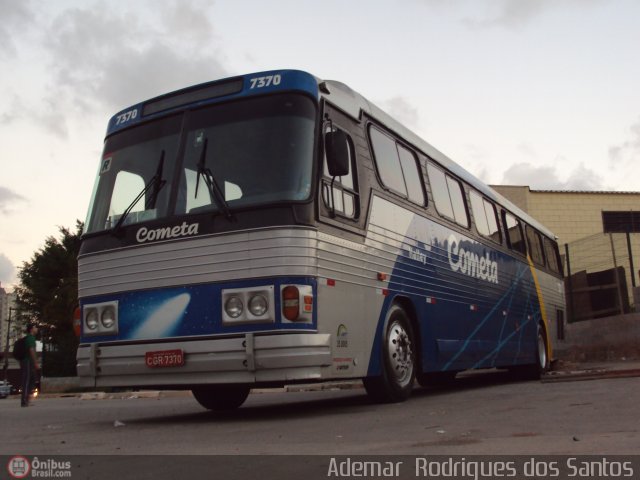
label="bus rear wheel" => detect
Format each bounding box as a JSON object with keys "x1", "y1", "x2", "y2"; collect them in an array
[
  {"x1": 363, "y1": 305, "x2": 416, "y2": 403},
  {"x1": 192, "y1": 385, "x2": 250, "y2": 411},
  {"x1": 511, "y1": 324, "x2": 549, "y2": 380}
]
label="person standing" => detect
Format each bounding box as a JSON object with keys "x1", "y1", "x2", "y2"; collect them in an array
[{"x1": 20, "y1": 323, "x2": 39, "y2": 407}]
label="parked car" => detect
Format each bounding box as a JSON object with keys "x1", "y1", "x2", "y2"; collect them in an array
[{"x1": 0, "y1": 380, "x2": 13, "y2": 399}]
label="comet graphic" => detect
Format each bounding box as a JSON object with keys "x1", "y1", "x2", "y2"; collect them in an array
[{"x1": 130, "y1": 293, "x2": 191, "y2": 339}]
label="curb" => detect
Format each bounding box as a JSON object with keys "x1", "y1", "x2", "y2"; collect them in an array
[{"x1": 542, "y1": 368, "x2": 640, "y2": 383}]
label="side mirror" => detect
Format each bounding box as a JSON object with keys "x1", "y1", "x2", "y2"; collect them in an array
[{"x1": 325, "y1": 130, "x2": 350, "y2": 177}]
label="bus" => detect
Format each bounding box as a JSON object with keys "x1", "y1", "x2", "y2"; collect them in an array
[{"x1": 76, "y1": 69, "x2": 565, "y2": 410}]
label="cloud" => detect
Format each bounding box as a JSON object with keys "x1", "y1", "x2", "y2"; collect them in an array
[
  {"x1": 517, "y1": 142, "x2": 538, "y2": 158},
  {"x1": 40, "y1": 0, "x2": 227, "y2": 135},
  {"x1": 378, "y1": 96, "x2": 420, "y2": 129},
  {"x1": 0, "y1": 95, "x2": 69, "y2": 137},
  {"x1": 0, "y1": 186, "x2": 27, "y2": 215},
  {"x1": 460, "y1": 0, "x2": 607, "y2": 30},
  {"x1": 0, "y1": 253, "x2": 15, "y2": 286},
  {"x1": 501, "y1": 161, "x2": 605, "y2": 190},
  {"x1": 0, "y1": 0, "x2": 34, "y2": 58},
  {"x1": 609, "y1": 116, "x2": 640, "y2": 168}
]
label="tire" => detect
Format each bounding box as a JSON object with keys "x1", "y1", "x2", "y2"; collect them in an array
[
  {"x1": 511, "y1": 323, "x2": 549, "y2": 380},
  {"x1": 363, "y1": 304, "x2": 416, "y2": 403},
  {"x1": 531, "y1": 324, "x2": 550, "y2": 378},
  {"x1": 192, "y1": 385, "x2": 250, "y2": 411},
  {"x1": 416, "y1": 371, "x2": 457, "y2": 388}
]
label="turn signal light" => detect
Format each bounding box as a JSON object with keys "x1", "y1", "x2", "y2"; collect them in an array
[
  {"x1": 303, "y1": 295, "x2": 313, "y2": 313},
  {"x1": 282, "y1": 286, "x2": 300, "y2": 321},
  {"x1": 73, "y1": 307, "x2": 81, "y2": 337}
]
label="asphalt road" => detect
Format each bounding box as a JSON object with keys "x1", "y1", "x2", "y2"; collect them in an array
[{"x1": 1, "y1": 371, "x2": 639, "y2": 456}]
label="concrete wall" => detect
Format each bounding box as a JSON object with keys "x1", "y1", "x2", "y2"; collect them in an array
[
  {"x1": 41, "y1": 376, "x2": 82, "y2": 393},
  {"x1": 554, "y1": 313, "x2": 640, "y2": 362}
]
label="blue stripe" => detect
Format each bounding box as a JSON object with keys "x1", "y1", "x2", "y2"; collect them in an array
[{"x1": 441, "y1": 265, "x2": 529, "y2": 371}]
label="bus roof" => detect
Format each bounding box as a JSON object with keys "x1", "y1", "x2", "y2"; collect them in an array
[{"x1": 105, "y1": 69, "x2": 556, "y2": 239}]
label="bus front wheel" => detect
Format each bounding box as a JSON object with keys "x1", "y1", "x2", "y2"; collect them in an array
[
  {"x1": 192, "y1": 385, "x2": 250, "y2": 411},
  {"x1": 363, "y1": 305, "x2": 416, "y2": 403}
]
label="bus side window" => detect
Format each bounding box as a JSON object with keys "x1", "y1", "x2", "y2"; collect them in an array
[
  {"x1": 543, "y1": 237, "x2": 562, "y2": 274},
  {"x1": 368, "y1": 125, "x2": 425, "y2": 206},
  {"x1": 525, "y1": 225, "x2": 545, "y2": 266},
  {"x1": 397, "y1": 145, "x2": 425, "y2": 205},
  {"x1": 503, "y1": 211, "x2": 527, "y2": 255},
  {"x1": 469, "y1": 190, "x2": 501, "y2": 244},
  {"x1": 322, "y1": 126, "x2": 358, "y2": 218},
  {"x1": 426, "y1": 162, "x2": 469, "y2": 228}
]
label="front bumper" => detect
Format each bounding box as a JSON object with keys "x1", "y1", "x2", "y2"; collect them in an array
[{"x1": 77, "y1": 333, "x2": 332, "y2": 388}]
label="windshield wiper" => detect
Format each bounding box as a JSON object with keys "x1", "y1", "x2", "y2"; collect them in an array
[
  {"x1": 112, "y1": 150, "x2": 167, "y2": 233},
  {"x1": 195, "y1": 137, "x2": 234, "y2": 221}
]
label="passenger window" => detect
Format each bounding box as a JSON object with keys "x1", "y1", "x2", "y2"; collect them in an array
[
  {"x1": 397, "y1": 146, "x2": 425, "y2": 205},
  {"x1": 427, "y1": 164, "x2": 453, "y2": 219},
  {"x1": 369, "y1": 127, "x2": 406, "y2": 194},
  {"x1": 369, "y1": 126, "x2": 425, "y2": 205},
  {"x1": 503, "y1": 212, "x2": 527, "y2": 255},
  {"x1": 485, "y1": 201, "x2": 500, "y2": 241},
  {"x1": 525, "y1": 225, "x2": 545, "y2": 266},
  {"x1": 543, "y1": 237, "x2": 562, "y2": 274},
  {"x1": 470, "y1": 191, "x2": 501, "y2": 243},
  {"x1": 427, "y1": 163, "x2": 469, "y2": 228},
  {"x1": 447, "y1": 176, "x2": 468, "y2": 227},
  {"x1": 322, "y1": 125, "x2": 358, "y2": 218}
]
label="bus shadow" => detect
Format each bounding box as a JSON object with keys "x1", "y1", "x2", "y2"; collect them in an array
[
  {"x1": 123, "y1": 368, "x2": 530, "y2": 426},
  {"x1": 412, "y1": 368, "x2": 531, "y2": 398},
  {"x1": 124, "y1": 390, "x2": 372, "y2": 426}
]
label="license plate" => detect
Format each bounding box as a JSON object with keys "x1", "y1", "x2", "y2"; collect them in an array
[{"x1": 145, "y1": 349, "x2": 185, "y2": 368}]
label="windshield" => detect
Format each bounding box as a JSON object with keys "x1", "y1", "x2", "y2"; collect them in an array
[{"x1": 84, "y1": 94, "x2": 316, "y2": 234}]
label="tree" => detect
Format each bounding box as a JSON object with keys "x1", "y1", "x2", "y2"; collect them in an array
[{"x1": 15, "y1": 221, "x2": 83, "y2": 376}]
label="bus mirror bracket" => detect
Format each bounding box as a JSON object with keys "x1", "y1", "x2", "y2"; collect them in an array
[{"x1": 325, "y1": 130, "x2": 350, "y2": 177}]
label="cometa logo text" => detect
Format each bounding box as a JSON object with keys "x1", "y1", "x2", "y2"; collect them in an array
[
  {"x1": 448, "y1": 234, "x2": 498, "y2": 284},
  {"x1": 136, "y1": 222, "x2": 200, "y2": 243}
]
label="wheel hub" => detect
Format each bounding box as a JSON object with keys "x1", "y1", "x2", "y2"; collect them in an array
[{"x1": 387, "y1": 322, "x2": 414, "y2": 386}]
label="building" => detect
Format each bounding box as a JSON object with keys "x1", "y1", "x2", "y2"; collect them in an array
[
  {"x1": 490, "y1": 186, "x2": 640, "y2": 245},
  {"x1": 0, "y1": 283, "x2": 20, "y2": 357}
]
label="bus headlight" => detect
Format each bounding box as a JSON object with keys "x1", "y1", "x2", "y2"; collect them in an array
[
  {"x1": 101, "y1": 307, "x2": 116, "y2": 328},
  {"x1": 86, "y1": 309, "x2": 99, "y2": 331},
  {"x1": 222, "y1": 286, "x2": 274, "y2": 325},
  {"x1": 248, "y1": 295, "x2": 268, "y2": 317},
  {"x1": 82, "y1": 301, "x2": 119, "y2": 336},
  {"x1": 225, "y1": 296, "x2": 244, "y2": 318}
]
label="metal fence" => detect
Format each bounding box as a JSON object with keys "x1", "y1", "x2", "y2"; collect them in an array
[{"x1": 563, "y1": 232, "x2": 639, "y2": 322}]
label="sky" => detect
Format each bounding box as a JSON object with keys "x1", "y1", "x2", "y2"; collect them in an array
[{"x1": 1, "y1": 0, "x2": 639, "y2": 289}]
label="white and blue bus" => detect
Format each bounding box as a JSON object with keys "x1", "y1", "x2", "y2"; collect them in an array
[{"x1": 76, "y1": 70, "x2": 565, "y2": 409}]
